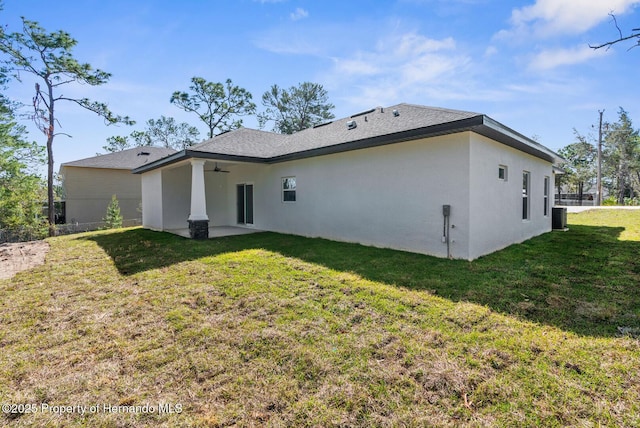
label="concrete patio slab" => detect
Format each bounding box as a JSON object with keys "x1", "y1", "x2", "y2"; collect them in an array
[{"x1": 166, "y1": 226, "x2": 263, "y2": 239}]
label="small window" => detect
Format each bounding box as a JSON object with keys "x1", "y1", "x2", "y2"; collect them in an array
[
  {"x1": 282, "y1": 177, "x2": 296, "y2": 202},
  {"x1": 498, "y1": 165, "x2": 508, "y2": 181},
  {"x1": 544, "y1": 176, "x2": 550, "y2": 216},
  {"x1": 522, "y1": 171, "x2": 530, "y2": 220}
]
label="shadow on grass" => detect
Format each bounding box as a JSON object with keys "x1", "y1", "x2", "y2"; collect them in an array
[{"x1": 85, "y1": 224, "x2": 640, "y2": 338}]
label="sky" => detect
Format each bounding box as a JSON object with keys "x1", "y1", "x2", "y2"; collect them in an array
[{"x1": 2, "y1": 0, "x2": 640, "y2": 174}]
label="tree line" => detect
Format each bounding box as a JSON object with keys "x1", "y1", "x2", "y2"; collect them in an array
[
  {"x1": 0, "y1": 16, "x2": 335, "y2": 236},
  {"x1": 557, "y1": 108, "x2": 640, "y2": 206},
  {"x1": 102, "y1": 79, "x2": 334, "y2": 153}
]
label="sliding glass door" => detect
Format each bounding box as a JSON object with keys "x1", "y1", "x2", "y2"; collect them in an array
[{"x1": 236, "y1": 184, "x2": 253, "y2": 225}]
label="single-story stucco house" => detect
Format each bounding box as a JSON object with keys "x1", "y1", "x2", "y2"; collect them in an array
[
  {"x1": 132, "y1": 103, "x2": 563, "y2": 260},
  {"x1": 60, "y1": 146, "x2": 176, "y2": 225}
]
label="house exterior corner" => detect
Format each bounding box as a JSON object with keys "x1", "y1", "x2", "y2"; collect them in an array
[{"x1": 468, "y1": 134, "x2": 553, "y2": 260}]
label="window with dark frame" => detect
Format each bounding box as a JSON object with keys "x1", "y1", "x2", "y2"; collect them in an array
[
  {"x1": 522, "y1": 171, "x2": 530, "y2": 220},
  {"x1": 282, "y1": 177, "x2": 296, "y2": 202},
  {"x1": 498, "y1": 165, "x2": 507, "y2": 181}
]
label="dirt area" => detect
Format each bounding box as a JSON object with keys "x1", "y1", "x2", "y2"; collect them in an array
[{"x1": 0, "y1": 241, "x2": 49, "y2": 280}]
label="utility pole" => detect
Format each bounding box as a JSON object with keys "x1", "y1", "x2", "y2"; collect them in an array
[{"x1": 596, "y1": 110, "x2": 604, "y2": 206}]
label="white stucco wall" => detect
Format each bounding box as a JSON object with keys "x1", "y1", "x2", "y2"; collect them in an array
[
  {"x1": 205, "y1": 171, "x2": 231, "y2": 226},
  {"x1": 62, "y1": 166, "x2": 142, "y2": 224},
  {"x1": 161, "y1": 164, "x2": 191, "y2": 230},
  {"x1": 468, "y1": 134, "x2": 552, "y2": 259},
  {"x1": 225, "y1": 134, "x2": 472, "y2": 259},
  {"x1": 141, "y1": 170, "x2": 163, "y2": 230},
  {"x1": 139, "y1": 131, "x2": 553, "y2": 260}
]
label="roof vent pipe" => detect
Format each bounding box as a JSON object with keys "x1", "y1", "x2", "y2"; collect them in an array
[
  {"x1": 347, "y1": 120, "x2": 357, "y2": 130},
  {"x1": 393, "y1": 109, "x2": 400, "y2": 117}
]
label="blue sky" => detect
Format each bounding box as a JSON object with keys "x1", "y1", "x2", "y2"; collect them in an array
[{"x1": 3, "y1": 0, "x2": 640, "y2": 172}]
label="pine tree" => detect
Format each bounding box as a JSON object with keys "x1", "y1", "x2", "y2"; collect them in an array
[
  {"x1": 103, "y1": 195, "x2": 123, "y2": 229},
  {"x1": 0, "y1": 71, "x2": 46, "y2": 235},
  {"x1": 603, "y1": 108, "x2": 640, "y2": 203},
  {"x1": 0, "y1": 18, "x2": 133, "y2": 235}
]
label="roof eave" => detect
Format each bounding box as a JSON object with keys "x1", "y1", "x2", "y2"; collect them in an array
[
  {"x1": 267, "y1": 116, "x2": 486, "y2": 163},
  {"x1": 60, "y1": 164, "x2": 131, "y2": 171},
  {"x1": 131, "y1": 149, "x2": 269, "y2": 174},
  {"x1": 185, "y1": 149, "x2": 268, "y2": 164},
  {"x1": 132, "y1": 115, "x2": 561, "y2": 173},
  {"x1": 475, "y1": 116, "x2": 563, "y2": 164}
]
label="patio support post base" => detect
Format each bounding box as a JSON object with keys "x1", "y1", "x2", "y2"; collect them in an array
[{"x1": 188, "y1": 219, "x2": 209, "y2": 239}]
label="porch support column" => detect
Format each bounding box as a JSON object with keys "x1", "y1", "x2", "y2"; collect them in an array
[{"x1": 188, "y1": 159, "x2": 209, "y2": 239}]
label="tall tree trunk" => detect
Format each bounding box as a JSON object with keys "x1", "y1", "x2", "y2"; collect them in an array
[
  {"x1": 47, "y1": 135, "x2": 54, "y2": 236},
  {"x1": 578, "y1": 181, "x2": 583, "y2": 206},
  {"x1": 618, "y1": 172, "x2": 625, "y2": 204},
  {"x1": 47, "y1": 82, "x2": 56, "y2": 237}
]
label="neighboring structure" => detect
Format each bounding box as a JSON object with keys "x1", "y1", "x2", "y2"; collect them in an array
[
  {"x1": 132, "y1": 104, "x2": 563, "y2": 260},
  {"x1": 60, "y1": 147, "x2": 176, "y2": 225}
]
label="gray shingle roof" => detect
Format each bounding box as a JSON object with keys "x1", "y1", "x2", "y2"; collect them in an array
[
  {"x1": 188, "y1": 103, "x2": 480, "y2": 159},
  {"x1": 271, "y1": 104, "x2": 480, "y2": 158},
  {"x1": 191, "y1": 128, "x2": 287, "y2": 158},
  {"x1": 61, "y1": 147, "x2": 177, "y2": 170},
  {"x1": 132, "y1": 103, "x2": 562, "y2": 174}
]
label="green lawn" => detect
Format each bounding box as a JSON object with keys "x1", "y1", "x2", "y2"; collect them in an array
[{"x1": 1, "y1": 210, "x2": 639, "y2": 427}]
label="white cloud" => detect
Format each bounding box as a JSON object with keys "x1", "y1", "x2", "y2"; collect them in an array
[
  {"x1": 323, "y1": 32, "x2": 487, "y2": 108},
  {"x1": 393, "y1": 33, "x2": 456, "y2": 55},
  {"x1": 255, "y1": 24, "x2": 512, "y2": 109},
  {"x1": 254, "y1": 23, "x2": 349, "y2": 56},
  {"x1": 290, "y1": 7, "x2": 309, "y2": 21},
  {"x1": 528, "y1": 45, "x2": 608, "y2": 71},
  {"x1": 484, "y1": 46, "x2": 498, "y2": 57},
  {"x1": 334, "y1": 59, "x2": 380, "y2": 76},
  {"x1": 501, "y1": 0, "x2": 640, "y2": 39},
  {"x1": 254, "y1": 31, "x2": 322, "y2": 55},
  {"x1": 329, "y1": 33, "x2": 461, "y2": 81}
]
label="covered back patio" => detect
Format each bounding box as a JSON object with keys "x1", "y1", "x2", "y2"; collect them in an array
[{"x1": 138, "y1": 157, "x2": 265, "y2": 239}]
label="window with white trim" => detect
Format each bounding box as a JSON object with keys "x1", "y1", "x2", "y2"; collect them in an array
[
  {"x1": 498, "y1": 165, "x2": 508, "y2": 181},
  {"x1": 282, "y1": 177, "x2": 296, "y2": 202},
  {"x1": 544, "y1": 176, "x2": 550, "y2": 216}
]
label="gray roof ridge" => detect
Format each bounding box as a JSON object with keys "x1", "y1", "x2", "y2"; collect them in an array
[
  {"x1": 191, "y1": 127, "x2": 289, "y2": 149},
  {"x1": 61, "y1": 146, "x2": 176, "y2": 168},
  {"x1": 394, "y1": 102, "x2": 482, "y2": 117}
]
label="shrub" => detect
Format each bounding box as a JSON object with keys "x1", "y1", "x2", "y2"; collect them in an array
[{"x1": 102, "y1": 195, "x2": 123, "y2": 229}]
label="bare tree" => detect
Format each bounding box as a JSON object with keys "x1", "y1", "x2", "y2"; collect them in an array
[{"x1": 590, "y1": 13, "x2": 640, "y2": 50}]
